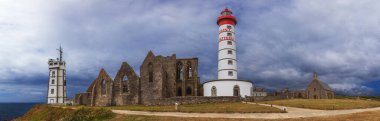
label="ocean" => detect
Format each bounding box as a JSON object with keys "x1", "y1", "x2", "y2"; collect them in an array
[{"x1": 0, "y1": 103, "x2": 40, "y2": 121}]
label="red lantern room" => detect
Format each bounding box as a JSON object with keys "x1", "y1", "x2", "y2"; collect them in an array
[{"x1": 217, "y1": 8, "x2": 237, "y2": 26}]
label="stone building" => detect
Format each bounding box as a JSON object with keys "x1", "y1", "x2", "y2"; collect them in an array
[
  {"x1": 252, "y1": 87, "x2": 267, "y2": 97},
  {"x1": 75, "y1": 51, "x2": 202, "y2": 106},
  {"x1": 305, "y1": 72, "x2": 335, "y2": 99}
]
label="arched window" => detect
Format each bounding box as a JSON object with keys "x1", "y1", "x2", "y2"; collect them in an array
[
  {"x1": 177, "y1": 87, "x2": 182, "y2": 96},
  {"x1": 211, "y1": 86, "x2": 217, "y2": 96},
  {"x1": 186, "y1": 87, "x2": 192, "y2": 96},
  {"x1": 51, "y1": 79, "x2": 55, "y2": 84},
  {"x1": 122, "y1": 83, "x2": 128, "y2": 93},
  {"x1": 176, "y1": 62, "x2": 183, "y2": 82},
  {"x1": 233, "y1": 85, "x2": 240, "y2": 96},
  {"x1": 122, "y1": 74, "x2": 128, "y2": 81},
  {"x1": 187, "y1": 62, "x2": 192, "y2": 79},
  {"x1": 148, "y1": 63, "x2": 153, "y2": 82},
  {"x1": 101, "y1": 79, "x2": 106, "y2": 95}
]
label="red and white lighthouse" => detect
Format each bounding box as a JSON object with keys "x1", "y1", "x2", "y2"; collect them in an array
[
  {"x1": 203, "y1": 8, "x2": 253, "y2": 97},
  {"x1": 217, "y1": 8, "x2": 238, "y2": 80}
]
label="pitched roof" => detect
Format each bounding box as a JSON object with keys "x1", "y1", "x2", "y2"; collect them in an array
[
  {"x1": 307, "y1": 72, "x2": 334, "y2": 91},
  {"x1": 318, "y1": 80, "x2": 333, "y2": 91}
]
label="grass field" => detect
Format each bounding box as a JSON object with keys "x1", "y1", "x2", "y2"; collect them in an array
[
  {"x1": 262, "y1": 99, "x2": 380, "y2": 110},
  {"x1": 16, "y1": 105, "x2": 115, "y2": 121},
  {"x1": 108, "y1": 110, "x2": 380, "y2": 121},
  {"x1": 108, "y1": 102, "x2": 285, "y2": 113}
]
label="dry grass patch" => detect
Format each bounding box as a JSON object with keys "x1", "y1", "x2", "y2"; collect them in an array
[
  {"x1": 109, "y1": 102, "x2": 285, "y2": 113},
  {"x1": 262, "y1": 99, "x2": 380, "y2": 110},
  {"x1": 108, "y1": 110, "x2": 380, "y2": 121}
]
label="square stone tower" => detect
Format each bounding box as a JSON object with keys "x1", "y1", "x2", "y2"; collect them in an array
[{"x1": 47, "y1": 46, "x2": 67, "y2": 104}]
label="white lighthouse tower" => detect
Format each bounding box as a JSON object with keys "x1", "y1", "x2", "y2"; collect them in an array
[
  {"x1": 47, "y1": 46, "x2": 67, "y2": 104},
  {"x1": 203, "y1": 8, "x2": 253, "y2": 97}
]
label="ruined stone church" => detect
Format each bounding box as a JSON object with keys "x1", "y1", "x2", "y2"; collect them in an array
[{"x1": 74, "y1": 51, "x2": 202, "y2": 106}]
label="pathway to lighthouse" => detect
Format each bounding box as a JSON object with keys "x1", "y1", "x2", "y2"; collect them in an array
[{"x1": 111, "y1": 103, "x2": 380, "y2": 119}]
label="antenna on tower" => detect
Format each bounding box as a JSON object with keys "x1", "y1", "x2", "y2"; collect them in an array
[{"x1": 57, "y1": 45, "x2": 63, "y2": 62}]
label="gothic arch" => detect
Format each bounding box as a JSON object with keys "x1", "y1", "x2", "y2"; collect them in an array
[
  {"x1": 187, "y1": 61, "x2": 192, "y2": 79},
  {"x1": 148, "y1": 63, "x2": 153, "y2": 82},
  {"x1": 186, "y1": 87, "x2": 192, "y2": 96},
  {"x1": 101, "y1": 79, "x2": 106, "y2": 95},
  {"x1": 176, "y1": 62, "x2": 183, "y2": 81},
  {"x1": 177, "y1": 87, "x2": 182, "y2": 96}
]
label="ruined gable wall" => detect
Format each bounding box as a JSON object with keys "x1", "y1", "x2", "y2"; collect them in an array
[
  {"x1": 140, "y1": 54, "x2": 164, "y2": 105},
  {"x1": 91, "y1": 69, "x2": 113, "y2": 106},
  {"x1": 113, "y1": 62, "x2": 140, "y2": 105}
]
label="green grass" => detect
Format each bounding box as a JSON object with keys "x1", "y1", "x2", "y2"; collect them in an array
[
  {"x1": 108, "y1": 102, "x2": 285, "y2": 113},
  {"x1": 336, "y1": 96, "x2": 380, "y2": 101},
  {"x1": 15, "y1": 104, "x2": 115, "y2": 121},
  {"x1": 262, "y1": 99, "x2": 380, "y2": 110}
]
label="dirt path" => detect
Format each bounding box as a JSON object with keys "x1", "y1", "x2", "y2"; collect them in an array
[{"x1": 112, "y1": 103, "x2": 380, "y2": 119}]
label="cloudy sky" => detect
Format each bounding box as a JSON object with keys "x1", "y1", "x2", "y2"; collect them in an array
[{"x1": 1, "y1": 0, "x2": 380, "y2": 102}]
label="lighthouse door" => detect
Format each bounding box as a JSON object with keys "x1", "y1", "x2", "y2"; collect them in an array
[{"x1": 233, "y1": 85, "x2": 240, "y2": 96}]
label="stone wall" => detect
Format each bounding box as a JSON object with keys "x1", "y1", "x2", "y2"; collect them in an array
[
  {"x1": 89, "y1": 69, "x2": 114, "y2": 106},
  {"x1": 74, "y1": 51, "x2": 203, "y2": 106},
  {"x1": 139, "y1": 52, "x2": 177, "y2": 105},
  {"x1": 146, "y1": 96, "x2": 241, "y2": 105},
  {"x1": 74, "y1": 93, "x2": 91, "y2": 106},
  {"x1": 245, "y1": 95, "x2": 287, "y2": 102},
  {"x1": 112, "y1": 62, "x2": 140, "y2": 105}
]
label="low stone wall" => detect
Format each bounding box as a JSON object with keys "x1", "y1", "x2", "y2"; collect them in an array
[
  {"x1": 147, "y1": 96, "x2": 242, "y2": 105},
  {"x1": 245, "y1": 95, "x2": 287, "y2": 102}
]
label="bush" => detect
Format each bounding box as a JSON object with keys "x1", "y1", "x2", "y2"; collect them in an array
[{"x1": 62, "y1": 107, "x2": 115, "y2": 121}]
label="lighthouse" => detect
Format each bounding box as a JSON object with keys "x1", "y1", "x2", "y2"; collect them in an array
[
  {"x1": 203, "y1": 8, "x2": 253, "y2": 97},
  {"x1": 217, "y1": 8, "x2": 237, "y2": 80},
  {"x1": 47, "y1": 46, "x2": 67, "y2": 104}
]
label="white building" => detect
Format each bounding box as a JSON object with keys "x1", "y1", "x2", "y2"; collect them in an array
[
  {"x1": 252, "y1": 87, "x2": 267, "y2": 97},
  {"x1": 47, "y1": 46, "x2": 67, "y2": 104},
  {"x1": 203, "y1": 8, "x2": 253, "y2": 97}
]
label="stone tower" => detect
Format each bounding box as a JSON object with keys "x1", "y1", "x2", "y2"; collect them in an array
[{"x1": 47, "y1": 46, "x2": 67, "y2": 104}]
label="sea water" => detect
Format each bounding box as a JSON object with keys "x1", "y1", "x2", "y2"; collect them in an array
[{"x1": 0, "y1": 103, "x2": 39, "y2": 121}]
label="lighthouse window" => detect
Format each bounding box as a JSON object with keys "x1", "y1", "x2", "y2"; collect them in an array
[
  {"x1": 228, "y1": 60, "x2": 233, "y2": 65},
  {"x1": 51, "y1": 89, "x2": 54, "y2": 94},
  {"x1": 228, "y1": 71, "x2": 233, "y2": 76},
  {"x1": 227, "y1": 33, "x2": 232, "y2": 36},
  {"x1": 52, "y1": 71, "x2": 55, "y2": 77},
  {"x1": 227, "y1": 25, "x2": 232, "y2": 30},
  {"x1": 52, "y1": 79, "x2": 55, "y2": 84},
  {"x1": 227, "y1": 41, "x2": 232, "y2": 45},
  {"x1": 228, "y1": 50, "x2": 233, "y2": 54}
]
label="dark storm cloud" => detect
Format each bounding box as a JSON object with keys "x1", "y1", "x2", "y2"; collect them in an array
[{"x1": 1, "y1": 0, "x2": 380, "y2": 102}]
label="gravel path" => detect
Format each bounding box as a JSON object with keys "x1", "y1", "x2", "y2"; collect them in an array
[{"x1": 112, "y1": 103, "x2": 380, "y2": 119}]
